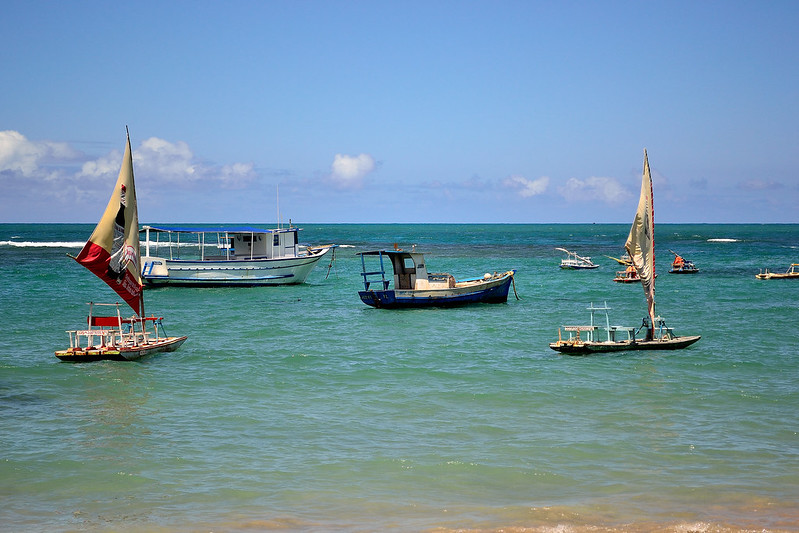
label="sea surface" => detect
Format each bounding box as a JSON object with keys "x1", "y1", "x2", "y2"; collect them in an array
[{"x1": 1, "y1": 223, "x2": 798, "y2": 532}]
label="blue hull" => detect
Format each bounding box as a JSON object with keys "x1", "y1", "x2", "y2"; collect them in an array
[{"x1": 358, "y1": 276, "x2": 513, "y2": 309}]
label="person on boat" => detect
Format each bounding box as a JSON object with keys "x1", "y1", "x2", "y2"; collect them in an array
[{"x1": 673, "y1": 255, "x2": 684, "y2": 269}]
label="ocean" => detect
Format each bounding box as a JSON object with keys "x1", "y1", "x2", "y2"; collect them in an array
[{"x1": 1, "y1": 223, "x2": 797, "y2": 532}]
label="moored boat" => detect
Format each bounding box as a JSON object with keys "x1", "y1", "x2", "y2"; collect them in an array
[
  {"x1": 140, "y1": 225, "x2": 336, "y2": 286},
  {"x1": 613, "y1": 265, "x2": 640, "y2": 283},
  {"x1": 55, "y1": 303, "x2": 187, "y2": 362},
  {"x1": 556, "y1": 247, "x2": 598, "y2": 269},
  {"x1": 669, "y1": 250, "x2": 699, "y2": 274},
  {"x1": 756, "y1": 263, "x2": 799, "y2": 280},
  {"x1": 549, "y1": 303, "x2": 701, "y2": 355},
  {"x1": 56, "y1": 129, "x2": 187, "y2": 362},
  {"x1": 551, "y1": 150, "x2": 700, "y2": 355},
  {"x1": 357, "y1": 247, "x2": 516, "y2": 308}
]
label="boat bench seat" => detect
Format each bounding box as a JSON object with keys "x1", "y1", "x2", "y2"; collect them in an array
[{"x1": 609, "y1": 326, "x2": 636, "y2": 341}]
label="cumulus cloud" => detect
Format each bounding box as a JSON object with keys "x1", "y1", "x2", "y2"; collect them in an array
[
  {"x1": 503, "y1": 175, "x2": 549, "y2": 197},
  {"x1": 559, "y1": 176, "x2": 631, "y2": 205},
  {"x1": 0, "y1": 130, "x2": 80, "y2": 179},
  {"x1": 0, "y1": 132, "x2": 256, "y2": 190},
  {"x1": 328, "y1": 153, "x2": 376, "y2": 189}
]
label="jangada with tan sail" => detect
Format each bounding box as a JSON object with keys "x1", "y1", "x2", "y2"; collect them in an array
[
  {"x1": 550, "y1": 150, "x2": 701, "y2": 355},
  {"x1": 55, "y1": 129, "x2": 187, "y2": 362}
]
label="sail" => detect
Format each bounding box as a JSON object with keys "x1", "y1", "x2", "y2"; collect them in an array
[
  {"x1": 624, "y1": 149, "x2": 655, "y2": 326},
  {"x1": 74, "y1": 131, "x2": 143, "y2": 315}
]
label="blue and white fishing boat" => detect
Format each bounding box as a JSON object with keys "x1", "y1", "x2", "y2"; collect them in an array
[
  {"x1": 357, "y1": 247, "x2": 516, "y2": 308},
  {"x1": 140, "y1": 225, "x2": 336, "y2": 286}
]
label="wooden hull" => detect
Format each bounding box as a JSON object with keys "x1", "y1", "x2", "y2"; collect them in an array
[
  {"x1": 359, "y1": 273, "x2": 514, "y2": 309},
  {"x1": 549, "y1": 335, "x2": 701, "y2": 355},
  {"x1": 142, "y1": 247, "x2": 332, "y2": 287},
  {"x1": 755, "y1": 273, "x2": 799, "y2": 280},
  {"x1": 55, "y1": 336, "x2": 187, "y2": 362}
]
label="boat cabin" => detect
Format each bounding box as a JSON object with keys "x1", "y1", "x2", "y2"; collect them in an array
[
  {"x1": 357, "y1": 250, "x2": 456, "y2": 292},
  {"x1": 141, "y1": 225, "x2": 301, "y2": 261}
]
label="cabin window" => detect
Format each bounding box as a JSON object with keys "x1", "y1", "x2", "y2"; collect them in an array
[
  {"x1": 273, "y1": 234, "x2": 280, "y2": 246},
  {"x1": 403, "y1": 257, "x2": 415, "y2": 271}
]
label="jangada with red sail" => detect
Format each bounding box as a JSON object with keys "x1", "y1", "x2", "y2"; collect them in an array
[{"x1": 55, "y1": 129, "x2": 187, "y2": 362}]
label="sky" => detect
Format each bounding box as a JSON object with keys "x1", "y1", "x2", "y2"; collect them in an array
[{"x1": 1, "y1": 0, "x2": 798, "y2": 224}]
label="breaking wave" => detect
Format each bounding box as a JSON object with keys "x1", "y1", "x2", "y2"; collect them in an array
[{"x1": 0, "y1": 240, "x2": 85, "y2": 248}]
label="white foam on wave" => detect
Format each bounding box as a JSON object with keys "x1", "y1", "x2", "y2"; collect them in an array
[
  {"x1": 707, "y1": 238, "x2": 739, "y2": 243},
  {"x1": 0, "y1": 240, "x2": 85, "y2": 248}
]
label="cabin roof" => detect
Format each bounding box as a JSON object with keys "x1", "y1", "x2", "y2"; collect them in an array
[
  {"x1": 141, "y1": 225, "x2": 299, "y2": 234},
  {"x1": 356, "y1": 250, "x2": 422, "y2": 258}
]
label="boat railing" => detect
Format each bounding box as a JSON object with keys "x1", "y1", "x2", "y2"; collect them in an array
[
  {"x1": 65, "y1": 302, "x2": 167, "y2": 349},
  {"x1": 359, "y1": 252, "x2": 391, "y2": 291}
]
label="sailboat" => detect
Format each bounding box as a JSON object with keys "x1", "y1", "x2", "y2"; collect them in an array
[
  {"x1": 550, "y1": 150, "x2": 701, "y2": 355},
  {"x1": 55, "y1": 129, "x2": 187, "y2": 362}
]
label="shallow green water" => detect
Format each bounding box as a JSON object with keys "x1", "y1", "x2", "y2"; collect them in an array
[{"x1": 1, "y1": 223, "x2": 797, "y2": 531}]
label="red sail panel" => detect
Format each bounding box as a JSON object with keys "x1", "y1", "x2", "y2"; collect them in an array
[{"x1": 75, "y1": 133, "x2": 143, "y2": 315}]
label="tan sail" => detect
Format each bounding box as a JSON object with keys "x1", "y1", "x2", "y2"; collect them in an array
[
  {"x1": 624, "y1": 149, "x2": 655, "y2": 327},
  {"x1": 74, "y1": 130, "x2": 143, "y2": 315}
]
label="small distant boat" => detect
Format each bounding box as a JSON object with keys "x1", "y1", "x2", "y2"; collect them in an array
[
  {"x1": 756, "y1": 263, "x2": 799, "y2": 280},
  {"x1": 140, "y1": 225, "x2": 336, "y2": 286},
  {"x1": 556, "y1": 248, "x2": 598, "y2": 269},
  {"x1": 551, "y1": 150, "x2": 700, "y2": 355},
  {"x1": 613, "y1": 265, "x2": 641, "y2": 283},
  {"x1": 357, "y1": 247, "x2": 516, "y2": 308},
  {"x1": 56, "y1": 130, "x2": 186, "y2": 362},
  {"x1": 669, "y1": 250, "x2": 699, "y2": 274}
]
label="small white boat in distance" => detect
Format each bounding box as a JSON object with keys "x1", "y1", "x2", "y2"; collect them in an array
[
  {"x1": 141, "y1": 225, "x2": 336, "y2": 286},
  {"x1": 556, "y1": 247, "x2": 598, "y2": 269}
]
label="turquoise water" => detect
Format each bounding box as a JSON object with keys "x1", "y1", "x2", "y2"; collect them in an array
[{"x1": 1, "y1": 223, "x2": 798, "y2": 532}]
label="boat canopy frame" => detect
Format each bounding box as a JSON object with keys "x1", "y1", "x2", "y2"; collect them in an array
[{"x1": 142, "y1": 225, "x2": 301, "y2": 262}]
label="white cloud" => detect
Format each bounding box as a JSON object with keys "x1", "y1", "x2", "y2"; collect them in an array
[
  {"x1": 79, "y1": 136, "x2": 255, "y2": 189},
  {"x1": 0, "y1": 130, "x2": 80, "y2": 178},
  {"x1": 329, "y1": 153, "x2": 376, "y2": 189},
  {"x1": 504, "y1": 175, "x2": 549, "y2": 197},
  {"x1": 559, "y1": 176, "x2": 631, "y2": 205},
  {"x1": 134, "y1": 137, "x2": 197, "y2": 182},
  {"x1": 78, "y1": 149, "x2": 123, "y2": 179}
]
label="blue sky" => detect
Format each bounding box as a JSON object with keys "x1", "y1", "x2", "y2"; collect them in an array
[{"x1": 2, "y1": 1, "x2": 798, "y2": 224}]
